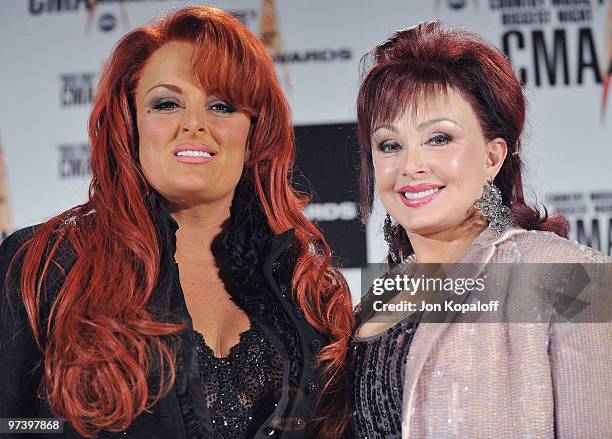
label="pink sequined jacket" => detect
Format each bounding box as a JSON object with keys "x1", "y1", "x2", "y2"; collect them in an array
[{"x1": 399, "y1": 227, "x2": 612, "y2": 438}]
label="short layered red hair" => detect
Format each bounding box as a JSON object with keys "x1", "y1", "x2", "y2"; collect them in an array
[{"x1": 357, "y1": 21, "x2": 567, "y2": 249}]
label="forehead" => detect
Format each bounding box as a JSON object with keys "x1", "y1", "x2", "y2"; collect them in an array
[
  {"x1": 393, "y1": 88, "x2": 478, "y2": 128},
  {"x1": 136, "y1": 41, "x2": 196, "y2": 94}
]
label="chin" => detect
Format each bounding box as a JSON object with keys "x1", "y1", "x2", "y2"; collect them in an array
[
  {"x1": 403, "y1": 224, "x2": 441, "y2": 237},
  {"x1": 398, "y1": 214, "x2": 451, "y2": 237}
]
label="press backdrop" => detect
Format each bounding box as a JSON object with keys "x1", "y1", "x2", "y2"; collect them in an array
[{"x1": 1, "y1": 0, "x2": 611, "y2": 302}]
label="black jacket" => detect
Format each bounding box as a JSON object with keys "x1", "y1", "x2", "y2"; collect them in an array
[{"x1": 0, "y1": 191, "x2": 329, "y2": 438}]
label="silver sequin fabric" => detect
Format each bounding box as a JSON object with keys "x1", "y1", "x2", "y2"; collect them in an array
[
  {"x1": 193, "y1": 320, "x2": 283, "y2": 439},
  {"x1": 351, "y1": 313, "x2": 420, "y2": 439},
  {"x1": 355, "y1": 227, "x2": 612, "y2": 438},
  {"x1": 402, "y1": 228, "x2": 612, "y2": 438}
]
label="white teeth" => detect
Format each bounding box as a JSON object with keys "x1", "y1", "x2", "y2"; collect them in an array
[
  {"x1": 176, "y1": 150, "x2": 212, "y2": 157},
  {"x1": 403, "y1": 188, "x2": 440, "y2": 200}
]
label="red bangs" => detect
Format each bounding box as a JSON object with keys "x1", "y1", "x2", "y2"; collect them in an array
[
  {"x1": 190, "y1": 39, "x2": 272, "y2": 119},
  {"x1": 360, "y1": 61, "x2": 453, "y2": 139},
  {"x1": 158, "y1": 8, "x2": 275, "y2": 118}
]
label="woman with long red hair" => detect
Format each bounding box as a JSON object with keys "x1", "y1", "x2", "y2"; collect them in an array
[{"x1": 0, "y1": 6, "x2": 353, "y2": 439}]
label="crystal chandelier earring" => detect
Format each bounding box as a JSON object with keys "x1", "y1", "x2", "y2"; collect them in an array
[{"x1": 474, "y1": 179, "x2": 513, "y2": 233}]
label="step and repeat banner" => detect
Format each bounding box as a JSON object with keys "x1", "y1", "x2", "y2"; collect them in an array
[{"x1": 1, "y1": 0, "x2": 611, "y2": 301}]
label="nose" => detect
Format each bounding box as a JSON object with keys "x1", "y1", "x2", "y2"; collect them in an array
[
  {"x1": 400, "y1": 145, "x2": 429, "y2": 177},
  {"x1": 181, "y1": 107, "x2": 207, "y2": 134}
]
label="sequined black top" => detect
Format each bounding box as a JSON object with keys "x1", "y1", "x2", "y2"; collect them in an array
[
  {"x1": 193, "y1": 320, "x2": 283, "y2": 439},
  {"x1": 351, "y1": 313, "x2": 420, "y2": 439}
]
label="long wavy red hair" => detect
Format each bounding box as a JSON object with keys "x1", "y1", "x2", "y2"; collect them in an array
[{"x1": 12, "y1": 7, "x2": 353, "y2": 438}]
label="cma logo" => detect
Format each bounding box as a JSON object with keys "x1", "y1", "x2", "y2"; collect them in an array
[
  {"x1": 58, "y1": 143, "x2": 91, "y2": 179},
  {"x1": 502, "y1": 27, "x2": 609, "y2": 87},
  {"x1": 28, "y1": 0, "x2": 132, "y2": 33},
  {"x1": 30, "y1": 3, "x2": 257, "y2": 34},
  {"x1": 304, "y1": 202, "x2": 358, "y2": 222}
]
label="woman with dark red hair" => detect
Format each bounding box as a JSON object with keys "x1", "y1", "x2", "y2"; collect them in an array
[
  {"x1": 351, "y1": 21, "x2": 611, "y2": 438},
  {"x1": 0, "y1": 6, "x2": 353, "y2": 439}
]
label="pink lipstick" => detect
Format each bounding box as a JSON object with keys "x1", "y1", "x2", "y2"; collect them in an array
[
  {"x1": 397, "y1": 183, "x2": 445, "y2": 208},
  {"x1": 172, "y1": 144, "x2": 218, "y2": 164}
]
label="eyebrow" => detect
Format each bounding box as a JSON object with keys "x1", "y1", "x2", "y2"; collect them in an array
[
  {"x1": 416, "y1": 117, "x2": 463, "y2": 130},
  {"x1": 372, "y1": 124, "x2": 398, "y2": 135},
  {"x1": 145, "y1": 83, "x2": 182, "y2": 95},
  {"x1": 373, "y1": 117, "x2": 463, "y2": 134}
]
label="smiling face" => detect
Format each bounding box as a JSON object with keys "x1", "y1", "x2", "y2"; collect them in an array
[
  {"x1": 371, "y1": 87, "x2": 507, "y2": 239},
  {"x1": 135, "y1": 41, "x2": 251, "y2": 209}
]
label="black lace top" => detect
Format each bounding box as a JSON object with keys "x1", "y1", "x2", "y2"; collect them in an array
[
  {"x1": 0, "y1": 183, "x2": 330, "y2": 439},
  {"x1": 193, "y1": 319, "x2": 284, "y2": 439},
  {"x1": 351, "y1": 313, "x2": 421, "y2": 439}
]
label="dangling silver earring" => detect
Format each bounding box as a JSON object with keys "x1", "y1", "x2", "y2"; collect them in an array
[
  {"x1": 474, "y1": 180, "x2": 513, "y2": 233},
  {"x1": 383, "y1": 213, "x2": 404, "y2": 263}
]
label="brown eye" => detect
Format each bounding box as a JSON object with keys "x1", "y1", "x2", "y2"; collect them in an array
[
  {"x1": 428, "y1": 134, "x2": 451, "y2": 146},
  {"x1": 378, "y1": 140, "x2": 401, "y2": 153}
]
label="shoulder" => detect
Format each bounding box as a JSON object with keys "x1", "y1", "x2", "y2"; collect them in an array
[
  {"x1": 0, "y1": 225, "x2": 39, "y2": 255},
  {"x1": 497, "y1": 228, "x2": 610, "y2": 264},
  {"x1": 490, "y1": 230, "x2": 611, "y2": 327},
  {"x1": 0, "y1": 225, "x2": 41, "y2": 281},
  {"x1": 0, "y1": 222, "x2": 77, "y2": 292}
]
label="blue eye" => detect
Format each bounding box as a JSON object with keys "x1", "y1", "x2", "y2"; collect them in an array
[
  {"x1": 209, "y1": 101, "x2": 237, "y2": 115},
  {"x1": 378, "y1": 140, "x2": 401, "y2": 153},
  {"x1": 428, "y1": 133, "x2": 452, "y2": 146}
]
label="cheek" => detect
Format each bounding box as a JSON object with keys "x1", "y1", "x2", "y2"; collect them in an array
[
  {"x1": 435, "y1": 148, "x2": 485, "y2": 185},
  {"x1": 372, "y1": 155, "x2": 400, "y2": 191},
  {"x1": 214, "y1": 118, "x2": 251, "y2": 166},
  {"x1": 137, "y1": 115, "x2": 179, "y2": 170},
  {"x1": 138, "y1": 115, "x2": 177, "y2": 148},
  {"x1": 440, "y1": 154, "x2": 462, "y2": 185},
  {"x1": 228, "y1": 130, "x2": 249, "y2": 160},
  {"x1": 435, "y1": 149, "x2": 487, "y2": 208}
]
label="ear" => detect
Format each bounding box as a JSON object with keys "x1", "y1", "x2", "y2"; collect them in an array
[{"x1": 484, "y1": 137, "x2": 508, "y2": 180}]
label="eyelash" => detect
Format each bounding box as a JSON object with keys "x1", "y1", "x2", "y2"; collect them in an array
[
  {"x1": 377, "y1": 140, "x2": 401, "y2": 153},
  {"x1": 149, "y1": 98, "x2": 183, "y2": 112},
  {"x1": 377, "y1": 133, "x2": 452, "y2": 153},
  {"x1": 427, "y1": 133, "x2": 452, "y2": 146},
  {"x1": 208, "y1": 101, "x2": 237, "y2": 114},
  {"x1": 147, "y1": 99, "x2": 237, "y2": 115}
]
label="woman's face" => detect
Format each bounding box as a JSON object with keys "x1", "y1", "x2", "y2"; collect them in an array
[
  {"x1": 135, "y1": 41, "x2": 251, "y2": 208},
  {"x1": 371, "y1": 88, "x2": 506, "y2": 238}
]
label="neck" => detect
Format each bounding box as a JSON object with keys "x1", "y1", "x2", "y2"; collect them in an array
[
  {"x1": 407, "y1": 221, "x2": 486, "y2": 264},
  {"x1": 168, "y1": 197, "x2": 232, "y2": 264}
]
